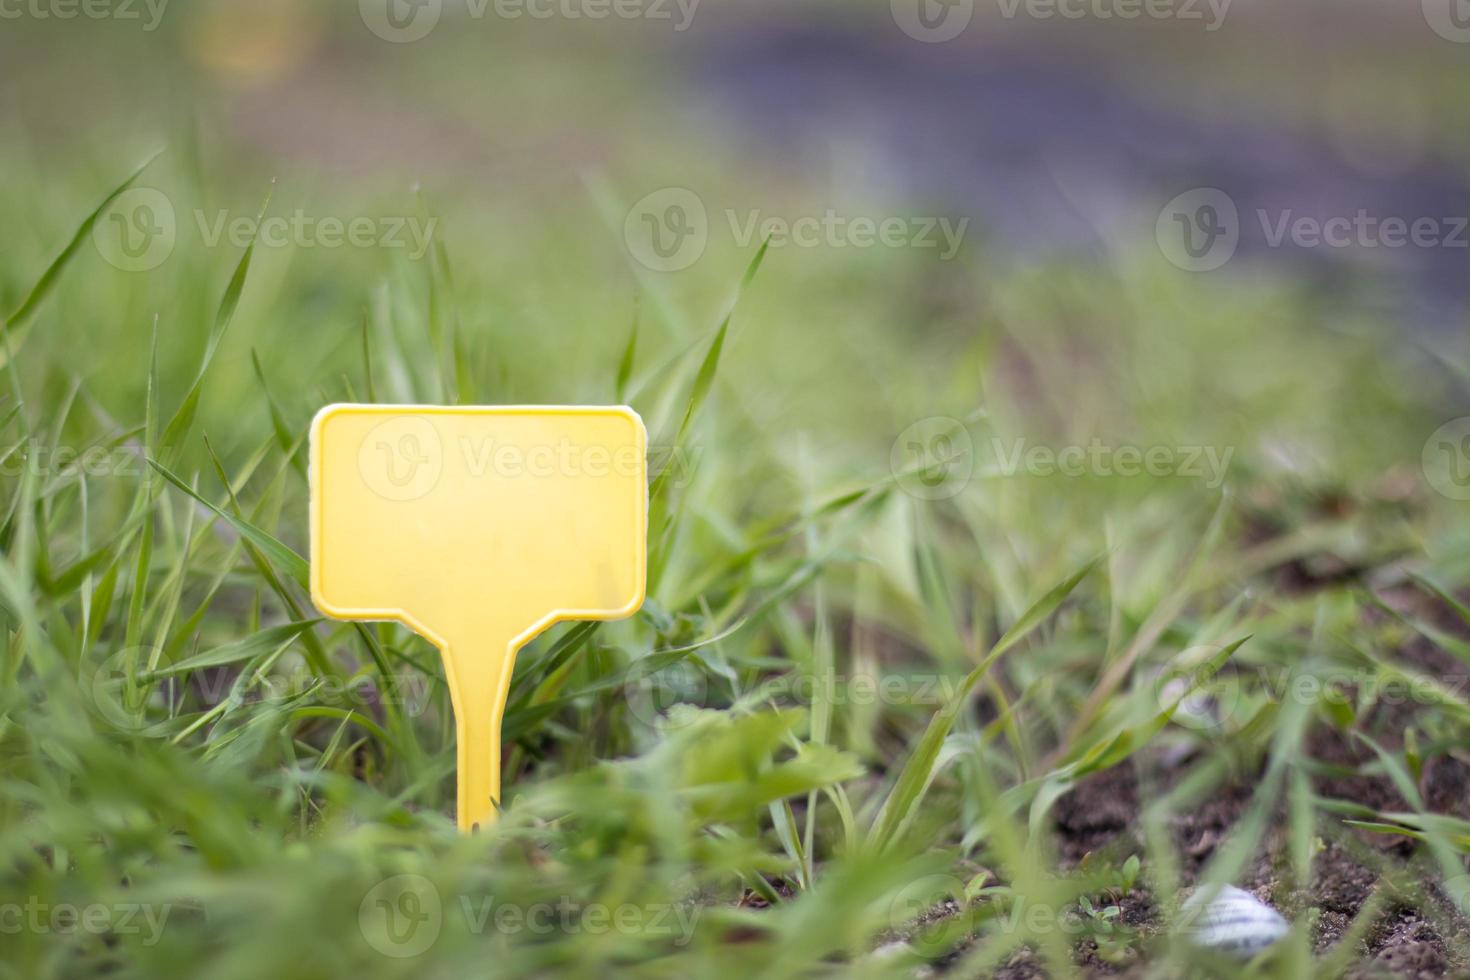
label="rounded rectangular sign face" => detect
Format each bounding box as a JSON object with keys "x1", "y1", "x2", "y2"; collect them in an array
[{"x1": 310, "y1": 404, "x2": 648, "y2": 831}]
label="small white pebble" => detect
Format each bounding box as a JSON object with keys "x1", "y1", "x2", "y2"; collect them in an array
[
  {"x1": 871, "y1": 941, "x2": 912, "y2": 960},
  {"x1": 1181, "y1": 884, "x2": 1288, "y2": 958}
]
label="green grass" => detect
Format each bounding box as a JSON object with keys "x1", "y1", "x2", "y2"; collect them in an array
[{"x1": 5, "y1": 29, "x2": 1470, "y2": 978}]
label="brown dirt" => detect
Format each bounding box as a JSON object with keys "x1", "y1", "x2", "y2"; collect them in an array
[
  {"x1": 1015, "y1": 716, "x2": 1470, "y2": 976},
  {"x1": 1346, "y1": 910, "x2": 1457, "y2": 979},
  {"x1": 899, "y1": 585, "x2": 1470, "y2": 977}
]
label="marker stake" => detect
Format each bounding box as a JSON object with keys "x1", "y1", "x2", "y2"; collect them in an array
[{"x1": 309, "y1": 405, "x2": 648, "y2": 830}]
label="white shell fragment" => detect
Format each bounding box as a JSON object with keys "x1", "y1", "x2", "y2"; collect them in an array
[{"x1": 1181, "y1": 884, "x2": 1288, "y2": 958}]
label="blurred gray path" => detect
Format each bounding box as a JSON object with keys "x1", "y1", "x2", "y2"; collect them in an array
[{"x1": 691, "y1": 25, "x2": 1470, "y2": 330}]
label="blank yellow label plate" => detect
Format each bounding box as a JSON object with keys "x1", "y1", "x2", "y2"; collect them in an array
[{"x1": 310, "y1": 405, "x2": 648, "y2": 831}]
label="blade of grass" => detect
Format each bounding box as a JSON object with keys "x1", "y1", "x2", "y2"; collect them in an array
[
  {"x1": 146, "y1": 457, "x2": 309, "y2": 590},
  {"x1": 868, "y1": 555, "x2": 1102, "y2": 853},
  {"x1": 147, "y1": 620, "x2": 320, "y2": 676},
  {"x1": 2, "y1": 151, "x2": 161, "y2": 368},
  {"x1": 158, "y1": 183, "x2": 271, "y2": 463}
]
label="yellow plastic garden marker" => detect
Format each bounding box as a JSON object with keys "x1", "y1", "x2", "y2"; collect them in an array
[{"x1": 309, "y1": 405, "x2": 648, "y2": 832}]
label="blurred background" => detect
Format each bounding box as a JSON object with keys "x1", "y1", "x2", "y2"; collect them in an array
[
  {"x1": 6, "y1": 3, "x2": 1470, "y2": 976},
  {"x1": 3, "y1": 0, "x2": 1470, "y2": 489}
]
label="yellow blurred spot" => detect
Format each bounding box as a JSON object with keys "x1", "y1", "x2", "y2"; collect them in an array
[{"x1": 185, "y1": 0, "x2": 323, "y2": 89}]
